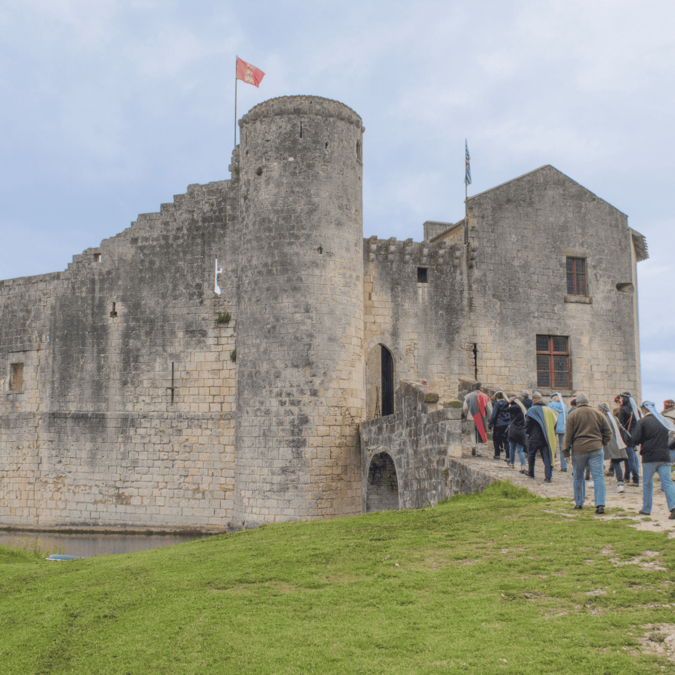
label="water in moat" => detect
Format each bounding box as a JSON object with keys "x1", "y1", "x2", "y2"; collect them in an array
[{"x1": 0, "y1": 531, "x2": 210, "y2": 558}]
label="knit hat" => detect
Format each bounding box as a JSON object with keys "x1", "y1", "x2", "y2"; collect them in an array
[
  {"x1": 664, "y1": 399, "x2": 675, "y2": 409},
  {"x1": 576, "y1": 392, "x2": 589, "y2": 405}
]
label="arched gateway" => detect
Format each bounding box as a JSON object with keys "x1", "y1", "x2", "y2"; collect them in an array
[{"x1": 366, "y1": 452, "x2": 399, "y2": 512}]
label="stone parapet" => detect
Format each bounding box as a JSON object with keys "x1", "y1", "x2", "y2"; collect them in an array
[{"x1": 239, "y1": 95, "x2": 363, "y2": 131}]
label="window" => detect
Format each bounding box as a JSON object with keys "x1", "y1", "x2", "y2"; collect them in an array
[
  {"x1": 356, "y1": 141, "x2": 362, "y2": 161},
  {"x1": 536, "y1": 335, "x2": 570, "y2": 389},
  {"x1": 566, "y1": 257, "x2": 586, "y2": 296},
  {"x1": 9, "y1": 363, "x2": 24, "y2": 391},
  {"x1": 417, "y1": 267, "x2": 428, "y2": 283}
]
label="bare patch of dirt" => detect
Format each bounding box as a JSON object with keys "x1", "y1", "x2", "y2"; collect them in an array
[
  {"x1": 637, "y1": 624, "x2": 675, "y2": 663},
  {"x1": 611, "y1": 551, "x2": 667, "y2": 572}
]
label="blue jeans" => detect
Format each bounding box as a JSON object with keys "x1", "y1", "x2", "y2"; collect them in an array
[
  {"x1": 509, "y1": 441, "x2": 526, "y2": 467},
  {"x1": 528, "y1": 443, "x2": 552, "y2": 480},
  {"x1": 642, "y1": 462, "x2": 675, "y2": 514},
  {"x1": 556, "y1": 434, "x2": 567, "y2": 469},
  {"x1": 572, "y1": 449, "x2": 606, "y2": 507},
  {"x1": 625, "y1": 446, "x2": 640, "y2": 483}
]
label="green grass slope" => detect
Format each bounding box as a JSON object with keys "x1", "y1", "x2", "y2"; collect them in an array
[{"x1": 1, "y1": 482, "x2": 673, "y2": 674}]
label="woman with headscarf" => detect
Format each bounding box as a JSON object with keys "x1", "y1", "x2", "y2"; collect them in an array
[
  {"x1": 598, "y1": 403, "x2": 628, "y2": 493},
  {"x1": 548, "y1": 393, "x2": 568, "y2": 472},
  {"x1": 505, "y1": 395, "x2": 528, "y2": 472},
  {"x1": 619, "y1": 392, "x2": 641, "y2": 486},
  {"x1": 662, "y1": 400, "x2": 675, "y2": 464}
]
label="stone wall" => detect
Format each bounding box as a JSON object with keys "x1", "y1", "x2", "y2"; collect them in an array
[
  {"x1": 362, "y1": 236, "x2": 470, "y2": 410},
  {"x1": 359, "y1": 380, "x2": 463, "y2": 511},
  {"x1": 0, "y1": 178, "x2": 239, "y2": 531},
  {"x1": 233, "y1": 96, "x2": 365, "y2": 526},
  {"x1": 0, "y1": 100, "x2": 647, "y2": 532},
  {"x1": 464, "y1": 165, "x2": 643, "y2": 405}
]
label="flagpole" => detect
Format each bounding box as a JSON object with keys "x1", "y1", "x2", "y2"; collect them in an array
[
  {"x1": 464, "y1": 139, "x2": 468, "y2": 245},
  {"x1": 234, "y1": 56, "x2": 238, "y2": 150}
]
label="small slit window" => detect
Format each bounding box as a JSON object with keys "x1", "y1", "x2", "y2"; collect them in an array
[
  {"x1": 566, "y1": 257, "x2": 587, "y2": 296},
  {"x1": 94, "y1": 253, "x2": 101, "y2": 262},
  {"x1": 356, "y1": 141, "x2": 362, "y2": 161},
  {"x1": 417, "y1": 267, "x2": 428, "y2": 283},
  {"x1": 110, "y1": 302, "x2": 118, "y2": 317},
  {"x1": 9, "y1": 363, "x2": 24, "y2": 391}
]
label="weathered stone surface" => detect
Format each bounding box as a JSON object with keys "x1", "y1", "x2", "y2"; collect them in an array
[
  {"x1": 360, "y1": 381, "x2": 463, "y2": 510},
  {"x1": 0, "y1": 97, "x2": 646, "y2": 532}
]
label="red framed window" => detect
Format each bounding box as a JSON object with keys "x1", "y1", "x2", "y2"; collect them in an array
[
  {"x1": 536, "y1": 335, "x2": 570, "y2": 389},
  {"x1": 566, "y1": 257, "x2": 587, "y2": 296}
]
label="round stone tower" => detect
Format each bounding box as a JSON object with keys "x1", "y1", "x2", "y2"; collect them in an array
[{"x1": 233, "y1": 96, "x2": 365, "y2": 526}]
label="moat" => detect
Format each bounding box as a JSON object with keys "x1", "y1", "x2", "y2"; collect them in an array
[{"x1": 0, "y1": 530, "x2": 208, "y2": 558}]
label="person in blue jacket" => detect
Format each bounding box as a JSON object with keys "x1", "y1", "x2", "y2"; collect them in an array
[{"x1": 548, "y1": 393, "x2": 568, "y2": 472}]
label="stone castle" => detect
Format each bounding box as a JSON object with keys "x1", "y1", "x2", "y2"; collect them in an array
[{"x1": 0, "y1": 96, "x2": 648, "y2": 531}]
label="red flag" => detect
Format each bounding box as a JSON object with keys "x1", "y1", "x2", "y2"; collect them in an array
[{"x1": 236, "y1": 58, "x2": 265, "y2": 88}]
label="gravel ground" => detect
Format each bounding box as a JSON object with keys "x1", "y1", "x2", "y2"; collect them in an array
[{"x1": 465, "y1": 451, "x2": 675, "y2": 537}]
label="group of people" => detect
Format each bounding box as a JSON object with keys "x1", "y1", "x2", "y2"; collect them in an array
[{"x1": 466, "y1": 386, "x2": 675, "y2": 517}]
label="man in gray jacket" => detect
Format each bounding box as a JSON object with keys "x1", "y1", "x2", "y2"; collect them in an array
[{"x1": 562, "y1": 392, "x2": 612, "y2": 514}]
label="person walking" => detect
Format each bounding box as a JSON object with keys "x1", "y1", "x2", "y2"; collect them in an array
[
  {"x1": 598, "y1": 403, "x2": 628, "y2": 494},
  {"x1": 633, "y1": 401, "x2": 675, "y2": 519},
  {"x1": 463, "y1": 386, "x2": 493, "y2": 449},
  {"x1": 562, "y1": 392, "x2": 612, "y2": 514},
  {"x1": 662, "y1": 400, "x2": 675, "y2": 464},
  {"x1": 505, "y1": 395, "x2": 528, "y2": 472},
  {"x1": 619, "y1": 392, "x2": 641, "y2": 486},
  {"x1": 488, "y1": 390, "x2": 511, "y2": 461},
  {"x1": 663, "y1": 400, "x2": 675, "y2": 424},
  {"x1": 525, "y1": 392, "x2": 557, "y2": 483},
  {"x1": 548, "y1": 393, "x2": 568, "y2": 472},
  {"x1": 569, "y1": 396, "x2": 592, "y2": 484}
]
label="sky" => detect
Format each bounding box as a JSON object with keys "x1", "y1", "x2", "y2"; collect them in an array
[{"x1": 0, "y1": 0, "x2": 673, "y2": 405}]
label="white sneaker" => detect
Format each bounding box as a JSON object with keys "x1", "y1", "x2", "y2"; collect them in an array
[
  {"x1": 586, "y1": 480, "x2": 593, "y2": 488},
  {"x1": 618, "y1": 483, "x2": 625, "y2": 493}
]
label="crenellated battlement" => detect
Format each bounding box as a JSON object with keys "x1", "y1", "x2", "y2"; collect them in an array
[{"x1": 363, "y1": 235, "x2": 464, "y2": 268}]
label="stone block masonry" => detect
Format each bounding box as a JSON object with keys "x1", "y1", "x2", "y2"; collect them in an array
[
  {"x1": 359, "y1": 381, "x2": 464, "y2": 511},
  {"x1": 0, "y1": 95, "x2": 647, "y2": 532},
  {"x1": 233, "y1": 97, "x2": 366, "y2": 527},
  {"x1": 1, "y1": 176, "x2": 239, "y2": 531}
]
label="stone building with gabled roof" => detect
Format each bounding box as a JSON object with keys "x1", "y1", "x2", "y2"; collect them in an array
[{"x1": 0, "y1": 98, "x2": 647, "y2": 530}]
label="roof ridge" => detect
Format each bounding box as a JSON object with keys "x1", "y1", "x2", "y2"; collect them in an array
[{"x1": 467, "y1": 165, "x2": 627, "y2": 217}]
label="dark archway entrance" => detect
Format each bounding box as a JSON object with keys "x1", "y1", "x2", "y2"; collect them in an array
[
  {"x1": 366, "y1": 344, "x2": 395, "y2": 419},
  {"x1": 366, "y1": 452, "x2": 399, "y2": 512},
  {"x1": 381, "y1": 345, "x2": 394, "y2": 416}
]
